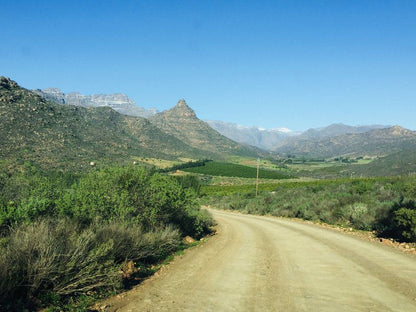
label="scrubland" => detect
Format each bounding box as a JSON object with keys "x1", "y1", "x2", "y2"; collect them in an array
[
  {"x1": 0, "y1": 164, "x2": 213, "y2": 310},
  {"x1": 203, "y1": 176, "x2": 416, "y2": 243}
]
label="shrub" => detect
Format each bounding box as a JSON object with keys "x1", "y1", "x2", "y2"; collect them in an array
[
  {"x1": 0, "y1": 218, "x2": 121, "y2": 303},
  {"x1": 0, "y1": 218, "x2": 181, "y2": 308},
  {"x1": 377, "y1": 198, "x2": 416, "y2": 242},
  {"x1": 393, "y1": 208, "x2": 416, "y2": 242},
  {"x1": 0, "y1": 164, "x2": 214, "y2": 310},
  {"x1": 190, "y1": 209, "x2": 215, "y2": 238},
  {"x1": 351, "y1": 180, "x2": 373, "y2": 195},
  {"x1": 94, "y1": 222, "x2": 180, "y2": 263},
  {"x1": 174, "y1": 175, "x2": 202, "y2": 195},
  {"x1": 209, "y1": 176, "x2": 416, "y2": 242},
  {"x1": 56, "y1": 166, "x2": 212, "y2": 238},
  {"x1": 340, "y1": 203, "x2": 374, "y2": 230},
  {"x1": 57, "y1": 166, "x2": 149, "y2": 224},
  {"x1": 0, "y1": 166, "x2": 73, "y2": 232}
]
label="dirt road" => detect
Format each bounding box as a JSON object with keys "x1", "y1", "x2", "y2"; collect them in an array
[{"x1": 104, "y1": 209, "x2": 416, "y2": 311}]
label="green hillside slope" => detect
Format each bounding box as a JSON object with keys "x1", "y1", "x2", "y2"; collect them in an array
[
  {"x1": 350, "y1": 149, "x2": 416, "y2": 177},
  {"x1": 0, "y1": 77, "x2": 206, "y2": 170}
]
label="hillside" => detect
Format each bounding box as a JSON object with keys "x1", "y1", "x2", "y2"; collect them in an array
[
  {"x1": 298, "y1": 123, "x2": 389, "y2": 140},
  {"x1": 0, "y1": 77, "x2": 208, "y2": 170},
  {"x1": 149, "y1": 99, "x2": 260, "y2": 158},
  {"x1": 274, "y1": 126, "x2": 416, "y2": 158},
  {"x1": 350, "y1": 149, "x2": 416, "y2": 177}
]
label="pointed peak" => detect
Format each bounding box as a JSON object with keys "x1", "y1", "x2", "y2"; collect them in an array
[
  {"x1": 176, "y1": 98, "x2": 188, "y2": 107},
  {"x1": 172, "y1": 98, "x2": 195, "y2": 115},
  {"x1": 156, "y1": 98, "x2": 196, "y2": 119}
]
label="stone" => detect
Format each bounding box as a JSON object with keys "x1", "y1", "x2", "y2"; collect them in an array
[{"x1": 184, "y1": 236, "x2": 195, "y2": 244}]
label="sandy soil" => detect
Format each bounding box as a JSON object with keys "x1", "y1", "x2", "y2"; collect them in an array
[{"x1": 101, "y1": 209, "x2": 416, "y2": 312}]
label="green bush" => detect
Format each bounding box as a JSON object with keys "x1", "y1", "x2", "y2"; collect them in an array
[
  {"x1": 393, "y1": 208, "x2": 416, "y2": 242},
  {"x1": 337, "y1": 203, "x2": 374, "y2": 230},
  {"x1": 174, "y1": 174, "x2": 202, "y2": 195},
  {"x1": 56, "y1": 166, "x2": 212, "y2": 238},
  {"x1": 0, "y1": 165, "x2": 73, "y2": 233},
  {"x1": 1, "y1": 165, "x2": 213, "y2": 238},
  {"x1": 377, "y1": 198, "x2": 416, "y2": 242},
  {"x1": 208, "y1": 176, "x2": 416, "y2": 242},
  {"x1": 0, "y1": 164, "x2": 214, "y2": 310}
]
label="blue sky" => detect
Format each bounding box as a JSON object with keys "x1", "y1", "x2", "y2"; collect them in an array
[{"x1": 1, "y1": 0, "x2": 415, "y2": 131}]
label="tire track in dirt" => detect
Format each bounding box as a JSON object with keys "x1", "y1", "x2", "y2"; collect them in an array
[
  {"x1": 102, "y1": 209, "x2": 416, "y2": 312},
  {"x1": 261, "y1": 217, "x2": 416, "y2": 300}
]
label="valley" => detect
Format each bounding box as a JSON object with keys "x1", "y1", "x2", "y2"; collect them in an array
[
  {"x1": 3, "y1": 1, "x2": 416, "y2": 311},
  {"x1": 1, "y1": 76, "x2": 416, "y2": 311}
]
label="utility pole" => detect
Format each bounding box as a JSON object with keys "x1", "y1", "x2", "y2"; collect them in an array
[{"x1": 256, "y1": 158, "x2": 260, "y2": 197}]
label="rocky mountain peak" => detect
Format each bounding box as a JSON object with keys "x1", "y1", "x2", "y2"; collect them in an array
[
  {"x1": 176, "y1": 98, "x2": 188, "y2": 107},
  {"x1": 33, "y1": 88, "x2": 158, "y2": 118},
  {"x1": 168, "y1": 98, "x2": 196, "y2": 118},
  {"x1": 0, "y1": 76, "x2": 18, "y2": 90},
  {"x1": 149, "y1": 99, "x2": 258, "y2": 157}
]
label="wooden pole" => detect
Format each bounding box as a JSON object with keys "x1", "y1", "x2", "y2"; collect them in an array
[{"x1": 256, "y1": 158, "x2": 260, "y2": 196}]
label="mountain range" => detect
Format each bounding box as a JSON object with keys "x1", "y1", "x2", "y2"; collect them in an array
[
  {"x1": 294, "y1": 123, "x2": 390, "y2": 140},
  {"x1": 34, "y1": 87, "x2": 261, "y2": 158},
  {"x1": 3, "y1": 76, "x2": 416, "y2": 175},
  {"x1": 34, "y1": 87, "x2": 410, "y2": 157},
  {"x1": 1, "y1": 77, "x2": 258, "y2": 171},
  {"x1": 33, "y1": 88, "x2": 158, "y2": 118},
  {"x1": 205, "y1": 120, "x2": 416, "y2": 160},
  {"x1": 205, "y1": 120, "x2": 300, "y2": 150},
  {"x1": 274, "y1": 125, "x2": 416, "y2": 158}
]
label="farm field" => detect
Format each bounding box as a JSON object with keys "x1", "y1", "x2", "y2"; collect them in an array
[
  {"x1": 182, "y1": 161, "x2": 293, "y2": 180},
  {"x1": 133, "y1": 157, "x2": 197, "y2": 169}
]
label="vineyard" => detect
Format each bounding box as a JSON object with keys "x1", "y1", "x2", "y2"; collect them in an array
[{"x1": 182, "y1": 161, "x2": 293, "y2": 180}]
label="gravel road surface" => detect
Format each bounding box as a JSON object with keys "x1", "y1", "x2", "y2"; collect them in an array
[{"x1": 104, "y1": 209, "x2": 416, "y2": 312}]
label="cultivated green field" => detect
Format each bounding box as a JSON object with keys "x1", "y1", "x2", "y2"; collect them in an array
[{"x1": 182, "y1": 161, "x2": 293, "y2": 180}]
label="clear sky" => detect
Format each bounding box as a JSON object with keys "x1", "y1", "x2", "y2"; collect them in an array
[{"x1": 1, "y1": 0, "x2": 415, "y2": 131}]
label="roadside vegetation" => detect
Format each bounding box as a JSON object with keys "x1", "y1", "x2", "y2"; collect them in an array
[
  {"x1": 203, "y1": 176, "x2": 416, "y2": 243},
  {"x1": 202, "y1": 182, "x2": 291, "y2": 196},
  {"x1": 0, "y1": 164, "x2": 213, "y2": 311},
  {"x1": 2, "y1": 155, "x2": 416, "y2": 310}
]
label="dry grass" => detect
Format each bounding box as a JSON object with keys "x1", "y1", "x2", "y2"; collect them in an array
[{"x1": 0, "y1": 218, "x2": 180, "y2": 307}]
